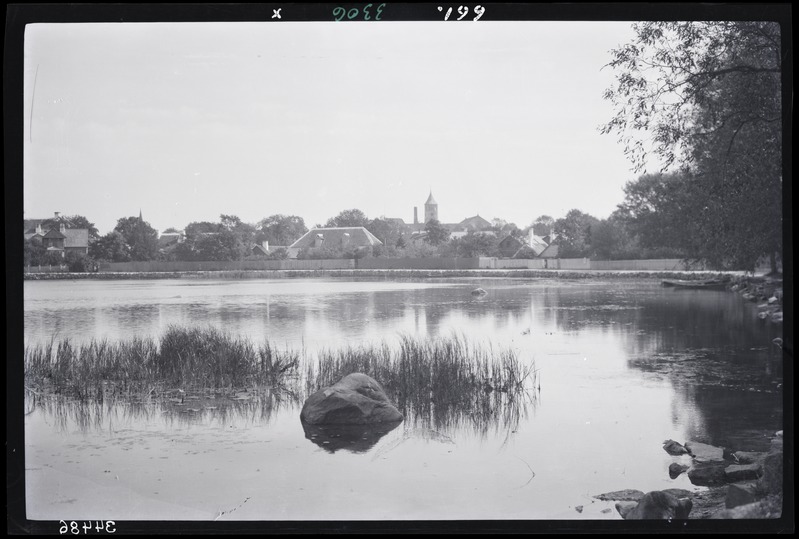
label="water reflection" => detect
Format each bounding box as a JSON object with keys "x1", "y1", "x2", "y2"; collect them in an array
[
  {"x1": 25, "y1": 278, "x2": 783, "y2": 459},
  {"x1": 301, "y1": 420, "x2": 402, "y2": 453},
  {"x1": 26, "y1": 387, "x2": 303, "y2": 434}
]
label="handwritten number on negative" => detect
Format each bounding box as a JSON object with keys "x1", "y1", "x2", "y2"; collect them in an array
[
  {"x1": 59, "y1": 521, "x2": 116, "y2": 534},
  {"x1": 333, "y1": 4, "x2": 385, "y2": 21},
  {"x1": 438, "y1": 5, "x2": 485, "y2": 21}
]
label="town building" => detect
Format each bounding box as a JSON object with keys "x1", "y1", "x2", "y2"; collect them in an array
[{"x1": 289, "y1": 226, "x2": 383, "y2": 257}]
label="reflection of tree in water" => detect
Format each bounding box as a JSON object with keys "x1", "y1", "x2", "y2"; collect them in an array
[{"x1": 670, "y1": 383, "x2": 783, "y2": 452}]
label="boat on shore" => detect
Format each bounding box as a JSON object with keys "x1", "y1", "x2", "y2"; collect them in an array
[{"x1": 661, "y1": 279, "x2": 728, "y2": 290}]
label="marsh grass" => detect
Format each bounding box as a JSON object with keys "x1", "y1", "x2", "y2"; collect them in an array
[
  {"x1": 24, "y1": 325, "x2": 300, "y2": 399},
  {"x1": 307, "y1": 333, "x2": 536, "y2": 432},
  {"x1": 25, "y1": 327, "x2": 535, "y2": 432}
]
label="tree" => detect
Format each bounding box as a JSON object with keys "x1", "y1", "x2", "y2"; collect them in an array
[
  {"x1": 531, "y1": 215, "x2": 555, "y2": 237},
  {"x1": 452, "y1": 231, "x2": 499, "y2": 257},
  {"x1": 193, "y1": 229, "x2": 248, "y2": 261},
  {"x1": 423, "y1": 219, "x2": 451, "y2": 246},
  {"x1": 366, "y1": 218, "x2": 405, "y2": 247},
  {"x1": 325, "y1": 209, "x2": 369, "y2": 228},
  {"x1": 114, "y1": 216, "x2": 158, "y2": 261},
  {"x1": 615, "y1": 172, "x2": 693, "y2": 255},
  {"x1": 553, "y1": 210, "x2": 599, "y2": 258},
  {"x1": 256, "y1": 214, "x2": 308, "y2": 246},
  {"x1": 602, "y1": 21, "x2": 782, "y2": 271},
  {"x1": 24, "y1": 238, "x2": 47, "y2": 266},
  {"x1": 89, "y1": 231, "x2": 130, "y2": 262}
]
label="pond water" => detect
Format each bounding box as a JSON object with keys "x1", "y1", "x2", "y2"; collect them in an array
[{"x1": 24, "y1": 277, "x2": 783, "y2": 521}]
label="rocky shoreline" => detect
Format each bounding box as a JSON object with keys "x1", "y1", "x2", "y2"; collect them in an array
[{"x1": 597, "y1": 431, "x2": 784, "y2": 519}]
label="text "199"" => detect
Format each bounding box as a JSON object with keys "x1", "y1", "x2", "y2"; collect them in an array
[
  {"x1": 438, "y1": 5, "x2": 485, "y2": 21},
  {"x1": 59, "y1": 521, "x2": 116, "y2": 534},
  {"x1": 333, "y1": 4, "x2": 386, "y2": 21}
]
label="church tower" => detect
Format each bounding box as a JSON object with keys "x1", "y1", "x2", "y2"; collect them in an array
[{"x1": 424, "y1": 191, "x2": 438, "y2": 223}]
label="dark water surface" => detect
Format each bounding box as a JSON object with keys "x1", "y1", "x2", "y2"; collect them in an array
[{"x1": 24, "y1": 277, "x2": 783, "y2": 520}]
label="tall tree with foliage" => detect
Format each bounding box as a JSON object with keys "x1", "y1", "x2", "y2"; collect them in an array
[
  {"x1": 89, "y1": 231, "x2": 130, "y2": 262},
  {"x1": 602, "y1": 21, "x2": 783, "y2": 271},
  {"x1": 114, "y1": 215, "x2": 158, "y2": 261},
  {"x1": 554, "y1": 210, "x2": 599, "y2": 258},
  {"x1": 256, "y1": 214, "x2": 308, "y2": 246},
  {"x1": 423, "y1": 219, "x2": 451, "y2": 246},
  {"x1": 325, "y1": 209, "x2": 369, "y2": 228}
]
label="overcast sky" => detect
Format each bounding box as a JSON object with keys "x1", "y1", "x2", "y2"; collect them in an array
[{"x1": 24, "y1": 20, "x2": 643, "y2": 234}]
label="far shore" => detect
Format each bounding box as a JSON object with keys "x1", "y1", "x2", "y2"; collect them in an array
[{"x1": 23, "y1": 268, "x2": 753, "y2": 281}]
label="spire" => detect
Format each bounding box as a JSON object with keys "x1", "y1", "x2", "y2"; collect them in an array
[{"x1": 425, "y1": 190, "x2": 437, "y2": 205}]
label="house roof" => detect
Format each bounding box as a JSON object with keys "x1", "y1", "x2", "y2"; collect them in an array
[
  {"x1": 289, "y1": 227, "x2": 384, "y2": 249},
  {"x1": 459, "y1": 215, "x2": 492, "y2": 231},
  {"x1": 539, "y1": 243, "x2": 559, "y2": 258},
  {"x1": 498, "y1": 235, "x2": 525, "y2": 249},
  {"x1": 527, "y1": 233, "x2": 549, "y2": 256},
  {"x1": 63, "y1": 229, "x2": 89, "y2": 248},
  {"x1": 43, "y1": 229, "x2": 66, "y2": 239}
]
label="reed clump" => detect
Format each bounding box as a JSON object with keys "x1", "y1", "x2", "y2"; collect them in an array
[
  {"x1": 24, "y1": 325, "x2": 299, "y2": 398},
  {"x1": 307, "y1": 333, "x2": 536, "y2": 431}
]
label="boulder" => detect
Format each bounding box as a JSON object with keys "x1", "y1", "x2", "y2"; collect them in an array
[
  {"x1": 713, "y1": 497, "x2": 782, "y2": 519},
  {"x1": 471, "y1": 287, "x2": 487, "y2": 296},
  {"x1": 300, "y1": 373, "x2": 403, "y2": 425},
  {"x1": 594, "y1": 489, "x2": 645, "y2": 502},
  {"x1": 685, "y1": 441, "x2": 725, "y2": 463},
  {"x1": 615, "y1": 491, "x2": 692, "y2": 520},
  {"x1": 688, "y1": 464, "x2": 727, "y2": 486},
  {"x1": 726, "y1": 482, "x2": 760, "y2": 509},
  {"x1": 758, "y1": 449, "x2": 783, "y2": 496},
  {"x1": 724, "y1": 463, "x2": 762, "y2": 482},
  {"x1": 732, "y1": 451, "x2": 765, "y2": 464},
  {"x1": 668, "y1": 462, "x2": 689, "y2": 478},
  {"x1": 663, "y1": 439, "x2": 689, "y2": 455}
]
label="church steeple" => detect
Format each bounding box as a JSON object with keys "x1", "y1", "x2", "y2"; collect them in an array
[{"x1": 424, "y1": 190, "x2": 438, "y2": 223}]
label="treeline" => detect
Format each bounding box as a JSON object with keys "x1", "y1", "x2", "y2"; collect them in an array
[{"x1": 25, "y1": 23, "x2": 783, "y2": 274}]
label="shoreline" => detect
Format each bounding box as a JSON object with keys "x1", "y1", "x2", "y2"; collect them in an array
[{"x1": 24, "y1": 268, "x2": 747, "y2": 281}]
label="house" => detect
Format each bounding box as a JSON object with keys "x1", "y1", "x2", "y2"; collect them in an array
[
  {"x1": 458, "y1": 215, "x2": 492, "y2": 232},
  {"x1": 539, "y1": 243, "x2": 559, "y2": 259},
  {"x1": 26, "y1": 212, "x2": 89, "y2": 256},
  {"x1": 496, "y1": 231, "x2": 551, "y2": 258},
  {"x1": 289, "y1": 227, "x2": 383, "y2": 256},
  {"x1": 497, "y1": 235, "x2": 525, "y2": 258}
]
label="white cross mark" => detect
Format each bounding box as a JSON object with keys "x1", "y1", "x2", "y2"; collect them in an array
[{"x1": 272, "y1": 8, "x2": 281, "y2": 19}]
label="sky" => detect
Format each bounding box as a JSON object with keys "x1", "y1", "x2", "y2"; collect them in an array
[{"x1": 23, "y1": 19, "x2": 644, "y2": 235}]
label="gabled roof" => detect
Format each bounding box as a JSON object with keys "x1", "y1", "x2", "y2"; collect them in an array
[
  {"x1": 63, "y1": 229, "x2": 89, "y2": 248},
  {"x1": 539, "y1": 243, "x2": 559, "y2": 258},
  {"x1": 289, "y1": 227, "x2": 383, "y2": 249},
  {"x1": 43, "y1": 229, "x2": 66, "y2": 239},
  {"x1": 459, "y1": 215, "x2": 492, "y2": 231},
  {"x1": 527, "y1": 233, "x2": 549, "y2": 256}
]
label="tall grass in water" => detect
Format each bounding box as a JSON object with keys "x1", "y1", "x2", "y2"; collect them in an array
[
  {"x1": 24, "y1": 325, "x2": 300, "y2": 398},
  {"x1": 307, "y1": 334, "x2": 536, "y2": 433}
]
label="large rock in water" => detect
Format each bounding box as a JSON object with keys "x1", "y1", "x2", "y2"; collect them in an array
[
  {"x1": 301, "y1": 373, "x2": 403, "y2": 425},
  {"x1": 615, "y1": 491, "x2": 692, "y2": 520}
]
